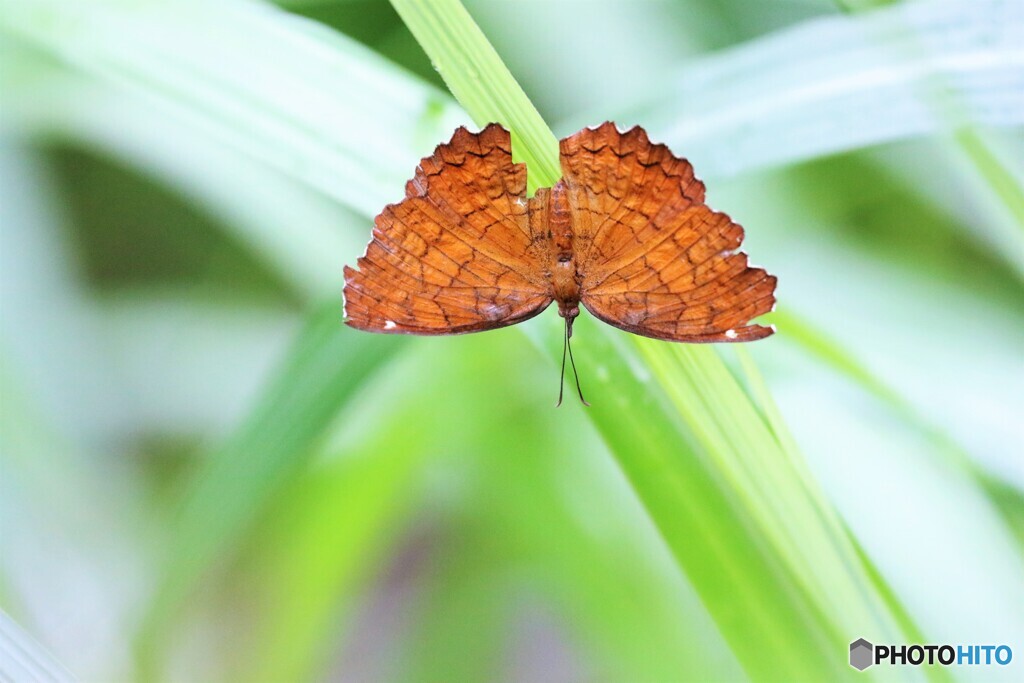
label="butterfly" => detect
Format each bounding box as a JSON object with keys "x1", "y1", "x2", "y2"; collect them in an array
[{"x1": 343, "y1": 122, "x2": 776, "y2": 405}]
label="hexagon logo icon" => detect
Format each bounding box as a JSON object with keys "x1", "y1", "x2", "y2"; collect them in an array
[{"x1": 850, "y1": 638, "x2": 874, "y2": 671}]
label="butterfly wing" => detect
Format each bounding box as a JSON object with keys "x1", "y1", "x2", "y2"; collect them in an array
[
  {"x1": 344, "y1": 124, "x2": 553, "y2": 335},
  {"x1": 560, "y1": 122, "x2": 775, "y2": 342}
]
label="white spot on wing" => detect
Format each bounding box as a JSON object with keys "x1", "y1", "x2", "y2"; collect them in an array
[
  {"x1": 384, "y1": 320, "x2": 397, "y2": 330},
  {"x1": 725, "y1": 329, "x2": 738, "y2": 339},
  {"x1": 623, "y1": 309, "x2": 645, "y2": 326},
  {"x1": 483, "y1": 303, "x2": 508, "y2": 320}
]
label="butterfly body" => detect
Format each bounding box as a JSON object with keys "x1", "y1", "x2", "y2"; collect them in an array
[{"x1": 538, "y1": 183, "x2": 583, "y2": 332}]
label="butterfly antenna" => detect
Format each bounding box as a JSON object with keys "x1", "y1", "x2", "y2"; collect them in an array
[
  {"x1": 565, "y1": 320, "x2": 590, "y2": 407},
  {"x1": 556, "y1": 320, "x2": 568, "y2": 407}
]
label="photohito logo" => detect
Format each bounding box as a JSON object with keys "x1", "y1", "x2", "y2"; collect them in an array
[
  {"x1": 849, "y1": 638, "x2": 1012, "y2": 671},
  {"x1": 849, "y1": 639, "x2": 873, "y2": 671}
]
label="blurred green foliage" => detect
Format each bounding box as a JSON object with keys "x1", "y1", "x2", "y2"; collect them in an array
[{"x1": 1, "y1": 0, "x2": 1022, "y2": 681}]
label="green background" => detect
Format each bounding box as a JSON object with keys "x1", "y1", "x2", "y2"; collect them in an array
[{"x1": 1, "y1": 0, "x2": 1022, "y2": 680}]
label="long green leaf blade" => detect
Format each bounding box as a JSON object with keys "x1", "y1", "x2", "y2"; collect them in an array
[
  {"x1": 388, "y1": 0, "x2": 560, "y2": 193},
  {"x1": 0, "y1": 610, "x2": 77, "y2": 683},
  {"x1": 0, "y1": 0, "x2": 468, "y2": 217},
  {"x1": 388, "y1": 0, "x2": 922, "y2": 680},
  {"x1": 611, "y1": 0, "x2": 1024, "y2": 181},
  {"x1": 135, "y1": 304, "x2": 408, "y2": 676}
]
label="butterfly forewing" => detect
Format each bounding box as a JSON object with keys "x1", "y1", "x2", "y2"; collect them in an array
[
  {"x1": 344, "y1": 124, "x2": 553, "y2": 334},
  {"x1": 560, "y1": 122, "x2": 775, "y2": 342}
]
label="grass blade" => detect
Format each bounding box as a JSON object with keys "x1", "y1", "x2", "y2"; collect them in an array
[
  {"x1": 0, "y1": 0, "x2": 468, "y2": 217},
  {"x1": 239, "y1": 434, "x2": 428, "y2": 682},
  {"x1": 610, "y1": 0, "x2": 1024, "y2": 181},
  {"x1": 135, "y1": 304, "x2": 408, "y2": 677},
  {"x1": 388, "y1": 0, "x2": 927, "y2": 679},
  {"x1": 0, "y1": 610, "x2": 77, "y2": 683},
  {"x1": 388, "y1": 0, "x2": 560, "y2": 193}
]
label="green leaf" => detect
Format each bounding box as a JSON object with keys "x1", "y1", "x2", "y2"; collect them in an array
[
  {"x1": 2, "y1": 76, "x2": 359, "y2": 299},
  {"x1": 238, "y1": 433, "x2": 427, "y2": 682},
  {"x1": 388, "y1": 0, "x2": 924, "y2": 679},
  {"x1": 135, "y1": 303, "x2": 408, "y2": 677},
  {"x1": 773, "y1": 307, "x2": 1024, "y2": 556},
  {"x1": 607, "y1": 0, "x2": 1024, "y2": 183},
  {"x1": 610, "y1": 0, "x2": 1024, "y2": 273},
  {"x1": 392, "y1": 333, "x2": 743, "y2": 681},
  {"x1": 389, "y1": 0, "x2": 561, "y2": 194},
  {"x1": 0, "y1": 610, "x2": 77, "y2": 683},
  {"x1": 0, "y1": 0, "x2": 468, "y2": 218}
]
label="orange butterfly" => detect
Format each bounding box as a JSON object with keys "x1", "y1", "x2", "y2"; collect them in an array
[{"x1": 344, "y1": 123, "x2": 776, "y2": 404}]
